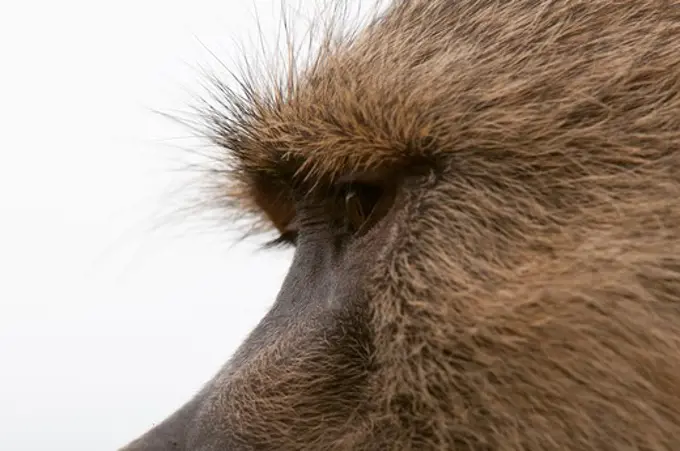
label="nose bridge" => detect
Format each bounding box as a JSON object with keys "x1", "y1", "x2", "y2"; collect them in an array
[
  {"x1": 272, "y1": 233, "x2": 338, "y2": 308},
  {"x1": 120, "y1": 231, "x2": 361, "y2": 451}
]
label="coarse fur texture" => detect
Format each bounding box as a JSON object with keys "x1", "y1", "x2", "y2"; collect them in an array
[{"x1": 122, "y1": 0, "x2": 680, "y2": 450}]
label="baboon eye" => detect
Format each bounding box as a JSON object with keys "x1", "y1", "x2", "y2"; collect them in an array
[
  {"x1": 266, "y1": 182, "x2": 391, "y2": 248},
  {"x1": 339, "y1": 183, "x2": 384, "y2": 236}
]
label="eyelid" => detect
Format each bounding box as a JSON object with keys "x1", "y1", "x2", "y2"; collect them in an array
[{"x1": 335, "y1": 169, "x2": 391, "y2": 185}]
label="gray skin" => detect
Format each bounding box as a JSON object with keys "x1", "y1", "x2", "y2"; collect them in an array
[{"x1": 120, "y1": 186, "x2": 407, "y2": 450}]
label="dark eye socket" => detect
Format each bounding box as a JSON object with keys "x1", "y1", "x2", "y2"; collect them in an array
[
  {"x1": 339, "y1": 183, "x2": 384, "y2": 236},
  {"x1": 265, "y1": 182, "x2": 387, "y2": 248}
]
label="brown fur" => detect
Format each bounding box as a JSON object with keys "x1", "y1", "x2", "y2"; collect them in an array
[{"x1": 123, "y1": 1, "x2": 680, "y2": 450}]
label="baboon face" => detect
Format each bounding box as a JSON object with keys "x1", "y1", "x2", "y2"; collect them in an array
[{"x1": 122, "y1": 0, "x2": 680, "y2": 450}]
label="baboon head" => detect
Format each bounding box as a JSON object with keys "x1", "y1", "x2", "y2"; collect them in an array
[{"x1": 122, "y1": 1, "x2": 680, "y2": 450}]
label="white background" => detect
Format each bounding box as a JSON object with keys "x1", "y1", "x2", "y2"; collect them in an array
[{"x1": 0, "y1": 1, "x2": 361, "y2": 449}]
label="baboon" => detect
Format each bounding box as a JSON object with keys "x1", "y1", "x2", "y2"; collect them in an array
[{"x1": 122, "y1": 0, "x2": 680, "y2": 450}]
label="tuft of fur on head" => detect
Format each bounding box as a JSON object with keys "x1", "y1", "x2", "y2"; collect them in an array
[
  {"x1": 188, "y1": 0, "x2": 680, "y2": 449},
  {"x1": 180, "y1": 0, "x2": 394, "y2": 237},
  {"x1": 190, "y1": 0, "x2": 680, "y2": 239}
]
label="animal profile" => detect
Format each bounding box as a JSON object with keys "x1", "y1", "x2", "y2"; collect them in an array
[{"x1": 122, "y1": 0, "x2": 680, "y2": 449}]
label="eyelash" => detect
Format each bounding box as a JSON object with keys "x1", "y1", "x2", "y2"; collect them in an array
[{"x1": 265, "y1": 229, "x2": 298, "y2": 248}]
